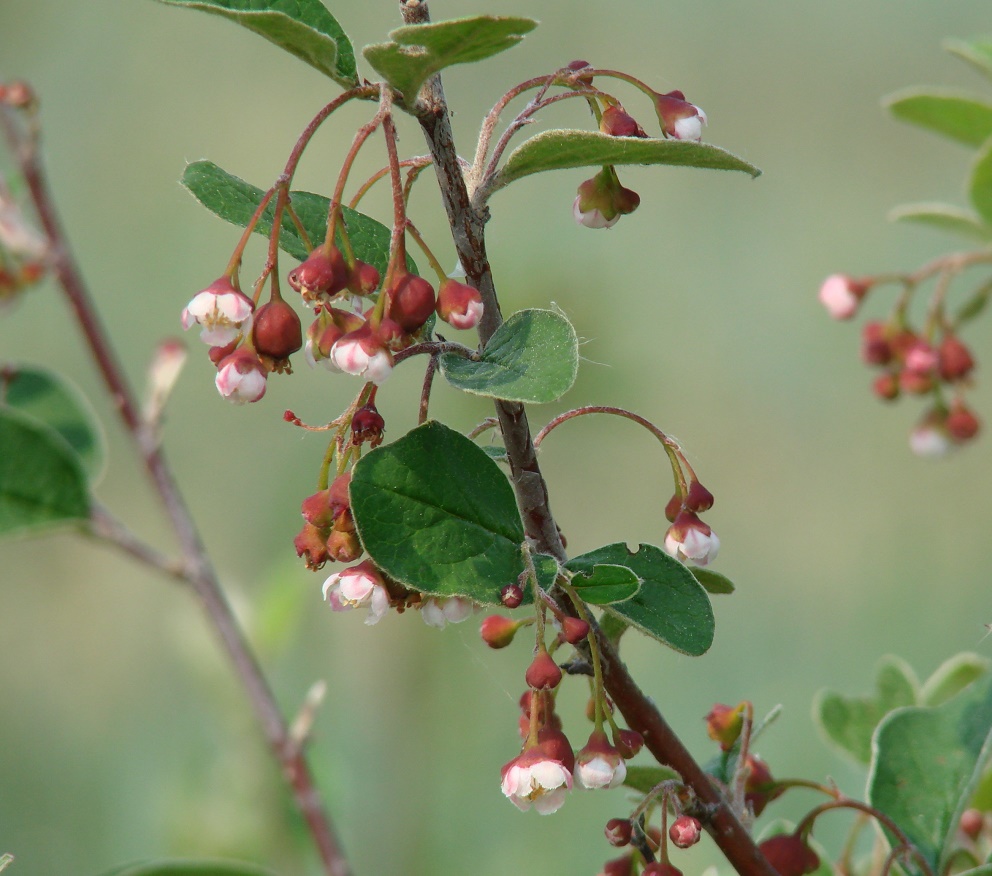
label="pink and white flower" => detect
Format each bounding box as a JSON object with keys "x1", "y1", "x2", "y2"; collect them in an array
[
  {"x1": 574, "y1": 731, "x2": 627, "y2": 790},
  {"x1": 322, "y1": 560, "x2": 390, "y2": 625},
  {"x1": 214, "y1": 347, "x2": 267, "y2": 404},
  {"x1": 654, "y1": 90, "x2": 707, "y2": 141},
  {"x1": 331, "y1": 325, "x2": 394, "y2": 384},
  {"x1": 436, "y1": 278, "x2": 484, "y2": 330},
  {"x1": 818, "y1": 274, "x2": 865, "y2": 320},
  {"x1": 501, "y1": 745, "x2": 573, "y2": 814},
  {"x1": 573, "y1": 195, "x2": 620, "y2": 229},
  {"x1": 420, "y1": 596, "x2": 475, "y2": 629},
  {"x1": 182, "y1": 278, "x2": 254, "y2": 346},
  {"x1": 664, "y1": 510, "x2": 720, "y2": 566}
]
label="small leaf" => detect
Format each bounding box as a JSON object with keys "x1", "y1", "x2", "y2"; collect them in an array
[
  {"x1": 350, "y1": 421, "x2": 525, "y2": 604},
  {"x1": 0, "y1": 365, "x2": 104, "y2": 479},
  {"x1": 180, "y1": 161, "x2": 413, "y2": 279},
  {"x1": 813, "y1": 655, "x2": 919, "y2": 764},
  {"x1": 691, "y1": 567, "x2": 735, "y2": 595},
  {"x1": 970, "y1": 139, "x2": 992, "y2": 225},
  {"x1": 885, "y1": 89, "x2": 992, "y2": 147},
  {"x1": 868, "y1": 673, "x2": 992, "y2": 875},
  {"x1": 363, "y1": 16, "x2": 536, "y2": 101},
  {"x1": 97, "y1": 859, "x2": 278, "y2": 876},
  {"x1": 889, "y1": 202, "x2": 992, "y2": 242},
  {"x1": 489, "y1": 130, "x2": 760, "y2": 195},
  {"x1": 920, "y1": 653, "x2": 991, "y2": 707},
  {"x1": 944, "y1": 38, "x2": 992, "y2": 81},
  {"x1": 954, "y1": 278, "x2": 992, "y2": 326},
  {"x1": 481, "y1": 444, "x2": 508, "y2": 464},
  {"x1": 439, "y1": 309, "x2": 579, "y2": 403},
  {"x1": 565, "y1": 562, "x2": 641, "y2": 605},
  {"x1": 622, "y1": 765, "x2": 680, "y2": 794},
  {"x1": 0, "y1": 408, "x2": 91, "y2": 536},
  {"x1": 154, "y1": 0, "x2": 357, "y2": 88},
  {"x1": 568, "y1": 543, "x2": 714, "y2": 656}
]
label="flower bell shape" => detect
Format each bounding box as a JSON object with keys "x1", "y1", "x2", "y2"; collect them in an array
[
  {"x1": 182, "y1": 277, "x2": 254, "y2": 346},
  {"x1": 818, "y1": 274, "x2": 867, "y2": 320},
  {"x1": 288, "y1": 245, "x2": 349, "y2": 302},
  {"x1": 664, "y1": 510, "x2": 720, "y2": 566},
  {"x1": 436, "y1": 278, "x2": 484, "y2": 330},
  {"x1": 322, "y1": 560, "x2": 390, "y2": 625},
  {"x1": 600, "y1": 104, "x2": 647, "y2": 138},
  {"x1": 386, "y1": 272, "x2": 437, "y2": 333},
  {"x1": 252, "y1": 297, "x2": 303, "y2": 371},
  {"x1": 420, "y1": 596, "x2": 474, "y2": 629},
  {"x1": 654, "y1": 89, "x2": 707, "y2": 141},
  {"x1": 573, "y1": 166, "x2": 640, "y2": 229},
  {"x1": 214, "y1": 347, "x2": 267, "y2": 404},
  {"x1": 574, "y1": 730, "x2": 627, "y2": 790},
  {"x1": 500, "y1": 743, "x2": 574, "y2": 814},
  {"x1": 331, "y1": 323, "x2": 394, "y2": 384}
]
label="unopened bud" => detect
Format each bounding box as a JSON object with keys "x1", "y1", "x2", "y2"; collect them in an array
[
  {"x1": 480, "y1": 615, "x2": 520, "y2": 649},
  {"x1": 501, "y1": 583, "x2": 524, "y2": 608},
  {"x1": 604, "y1": 818, "x2": 633, "y2": 847},
  {"x1": 561, "y1": 616, "x2": 590, "y2": 644},
  {"x1": 705, "y1": 702, "x2": 746, "y2": 750},
  {"x1": 526, "y1": 650, "x2": 563, "y2": 690},
  {"x1": 669, "y1": 814, "x2": 702, "y2": 848}
]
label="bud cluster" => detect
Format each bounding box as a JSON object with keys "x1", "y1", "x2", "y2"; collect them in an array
[
  {"x1": 817, "y1": 273, "x2": 982, "y2": 456},
  {"x1": 663, "y1": 477, "x2": 719, "y2": 567}
]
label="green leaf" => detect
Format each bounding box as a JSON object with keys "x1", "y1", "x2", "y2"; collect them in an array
[
  {"x1": 0, "y1": 365, "x2": 104, "y2": 480},
  {"x1": 568, "y1": 543, "x2": 714, "y2": 656},
  {"x1": 363, "y1": 16, "x2": 537, "y2": 102},
  {"x1": 889, "y1": 202, "x2": 992, "y2": 242},
  {"x1": 180, "y1": 161, "x2": 412, "y2": 279},
  {"x1": 439, "y1": 309, "x2": 579, "y2": 403},
  {"x1": 565, "y1": 562, "x2": 641, "y2": 605},
  {"x1": 944, "y1": 38, "x2": 992, "y2": 82},
  {"x1": 154, "y1": 0, "x2": 357, "y2": 88},
  {"x1": 885, "y1": 89, "x2": 992, "y2": 147},
  {"x1": 488, "y1": 130, "x2": 760, "y2": 194},
  {"x1": 97, "y1": 859, "x2": 277, "y2": 876},
  {"x1": 868, "y1": 674, "x2": 992, "y2": 875},
  {"x1": 0, "y1": 408, "x2": 91, "y2": 536},
  {"x1": 955, "y1": 278, "x2": 992, "y2": 326},
  {"x1": 350, "y1": 421, "x2": 525, "y2": 603},
  {"x1": 970, "y1": 139, "x2": 992, "y2": 225},
  {"x1": 813, "y1": 655, "x2": 919, "y2": 764},
  {"x1": 598, "y1": 612, "x2": 629, "y2": 647},
  {"x1": 691, "y1": 567, "x2": 735, "y2": 595},
  {"x1": 622, "y1": 765, "x2": 680, "y2": 794},
  {"x1": 921, "y1": 653, "x2": 991, "y2": 707}
]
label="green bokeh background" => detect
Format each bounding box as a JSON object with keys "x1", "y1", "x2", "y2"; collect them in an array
[{"x1": 3, "y1": 2, "x2": 992, "y2": 874}]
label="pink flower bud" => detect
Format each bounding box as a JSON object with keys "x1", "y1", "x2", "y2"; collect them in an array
[
  {"x1": 653, "y1": 89, "x2": 707, "y2": 141},
  {"x1": 526, "y1": 651, "x2": 563, "y2": 690},
  {"x1": 214, "y1": 347, "x2": 267, "y2": 404},
  {"x1": 346, "y1": 259, "x2": 381, "y2": 296},
  {"x1": 758, "y1": 834, "x2": 820, "y2": 876},
  {"x1": 436, "y1": 278, "x2": 484, "y2": 330},
  {"x1": 960, "y1": 808, "x2": 985, "y2": 840},
  {"x1": 947, "y1": 401, "x2": 981, "y2": 443},
  {"x1": 939, "y1": 334, "x2": 975, "y2": 381},
  {"x1": 252, "y1": 297, "x2": 303, "y2": 366},
  {"x1": 480, "y1": 615, "x2": 520, "y2": 648},
  {"x1": 182, "y1": 277, "x2": 254, "y2": 346},
  {"x1": 744, "y1": 754, "x2": 780, "y2": 816},
  {"x1": 669, "y1": 814, "x2": 702, "y2": 848},
  {"x1": 872, "y1": 372, "x2": 900, "y2": 401},
  {"x1": 351, "y1": 404, "x2": 385, "y2": 447},
  {"x1": 331, "y1": 324, "x2": 394, "y2": 384},
  {"x1": 501, "y1": 583, "x2": 524, "y2": 608},
  {"x1": 818, "y1": 274, "x2": 866, "y2": 320},
  {"x1": 600, "y1": 104, "x2": 647, "y2": 138},
  {"x1": 664, "y1": 510, "x2": 720, "y2": 566},
  {"x1": 574, "y1": 730, "x2": 626, "y2": 790},
  {"x1": 705, "y1": 702, "x2": 745, "y2": 750},
  {"x1": 294, "y1": 522, "x2": 330, "y2": 571},
  {"x1": 614, "y1": 728, "x2": 643, "y2": 759},
  {"x1": 860, "y1": 321, "x2": 892, "y2": 366},
  {"x1": 561, "y1": 616, "x2": 590, "y2": 645},
  {"x1": 288, "y1": 246, "x2": 348, "y2": 301},
  {"x1": 604, "y1": 818, "x2": 633, "y2": 847},
  {"x1": 386, "y1": 273, "x2": 436, "y2": 333},
  {"x1": 685, "y1": 480, "x2": 714, "y2": 513}
]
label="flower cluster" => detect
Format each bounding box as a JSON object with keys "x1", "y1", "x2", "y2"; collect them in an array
[{"x1": 818, "y1": 272, "x2": 982, "y2": 456}]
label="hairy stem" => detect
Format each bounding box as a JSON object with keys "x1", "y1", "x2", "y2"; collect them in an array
[
  {"x1": 1, "y1": 105, "x2": 351, "y2": 876},
  {"x1": 398, "y1": 5, "x2": 776, "y2": 876}
]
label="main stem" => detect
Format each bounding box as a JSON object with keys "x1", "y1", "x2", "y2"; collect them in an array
[
  {"x1": 399, "y1": 5, "x2": 775, "y2": 876},
  {"x1": 1, "y1": 109, "x2": 351, "y2": 876}
]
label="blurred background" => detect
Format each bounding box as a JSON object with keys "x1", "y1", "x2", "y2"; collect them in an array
[{"x1": 2, "y1": 1, "x2": 992, "y2": 874}]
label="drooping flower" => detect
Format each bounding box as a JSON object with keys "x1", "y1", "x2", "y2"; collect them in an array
[
  {"x1": 664, "y1": 510, "x2": 720, "y2": 566},
  {"x1": 653, "y1": 89, "x2": 707, "y2": 141},
  {"x1": 331, "y1": 324, "x2": 394, "y2": 384},
  {"x1": 182, "y1": 277, "x2": 254, "y2": 346},
  {"x1": 500, "y1": 744, "x2": 573, "y2": 814},
  {"x1": 818, "y1": 274, "x2": 866, "y2": 320},
  {"x1": 436, "y1": 278, "x2": 484, "y2": 330},
  {"x1": 420, "y1": 596, "x2": 475, "y2": 629},
  {"x1": 214, "y1": 347, "x2": 267, "y2": 404},
  {"x1": 322, "y1": 560, "x2": 390, "y2": 625},
  {"x1": 574, "y1": 730, "x2": 627, "y2": 790}
]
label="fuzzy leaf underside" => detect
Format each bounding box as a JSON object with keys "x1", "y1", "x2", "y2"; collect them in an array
[
  {"x1": 363, "y1": 16, "x2": 536, "y2": 101},
  {"x1": 491, "y1": 130, "x2": 760, "y2": 193},
  {"x1": 154, "y1": 0, "x2": 357, "y2": 87}
]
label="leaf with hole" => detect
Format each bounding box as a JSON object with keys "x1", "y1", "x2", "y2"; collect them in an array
[
  {"x1": 363, "y1": 16, "x2": 536, "y2": 102},
  {"x1": 154, "y1": 0, "x2": 357, "y2": 87},
  {"x1": 565, "y1": 562, "x2": 641, "y2": 605},
  {"x1": 440, "y1": 309, "x2": 578, "y2": 403}
]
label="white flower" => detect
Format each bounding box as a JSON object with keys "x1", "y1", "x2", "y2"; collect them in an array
[
  {"x1": 214, "y1": 348, "x2": 267, "y2": 405},
  {"x1": 182, "y1": 278, "x2": 254, "y2": 346},
  {"x1": 672, "y1": 107, "x2": 707, "y2": 141},
  {"x1": 420, "y1": 596, "x2": 475, "y2": 629},
  {"x1": 501, "y1": 748, "x2": 573, "y2": 814},
  {"x1": 323, "y1": 561, "x2": 390, "y2": 625},
  {"x1": 574, "y1": 731, "x2": 627, "y2": 790},
  {"x1": 910, "y1": 423, "x2": 951, "y2": 458},
  {"x1": 331, "y1": 327, "x2": 394, "y2": 384},
  {"x1": 664, "y1": 511, "x2": 720, "y2": 566}
]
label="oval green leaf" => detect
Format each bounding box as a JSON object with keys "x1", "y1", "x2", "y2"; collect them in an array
[
  {"x1": 868, "y1": 673, "x2": 992, "y2": 875},
  {"x1": 181, "y1": 160, "x2": 413, "y2": 279},
  {"x1": 439, "y1": 308, "x2": 579, "y2": 403},
  {"x1": 813, "y1": 655, "x2": 919, "y2": 765},
  {"x1": 350, "y1": 421, "x2": 525, "y2": 603},
  {"x1": 690, "y1": 567, "x2": 735, "y2": 595},
  {"x1": 970, "y1": 139, "x2": 992, "y2": 225},
  {"x1": 1, "y1": 365, "x2": 104, "y2": 480},
  {"x1": 363, "y1": 16, "x2": 536, "y2": 102},
  {"x1": 886, "y1": 89, "x2": 992, "y2": 147},
  {"x1": 889, "y1": 202, "x2": 992, "y2": 242},
  {"x1": 566, "y1": 562, "x2": 641, "y2": 605},
  {"x1": 487, "y1": 130, "x2": 760, "y2": 196},
  {"x1": 97, "y1": 860, "x2": 277, "y2": 876},
  {"x1": 944, "y1": 38, "x2": 992, "y2": 81},
  {"x1": 0, "y1": 408, "x2": 91, "y2": 536},
  {"x1": 568, "y1": 543, "x2": 714, "y2": 656},
  {"x1": 920, "y1": 653, "x2": 991, "y2": 708},
  {"x1": 154, "y1": 0, "x2": 357, "y2": 88},
  {"x1": 622, "y1": 764, "x2": 680, "y2": 794}
]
